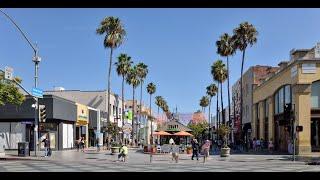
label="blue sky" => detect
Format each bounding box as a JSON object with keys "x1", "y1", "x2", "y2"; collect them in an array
[{"x1": 1, "y1": 8, "x2": 320, "y2": 114}]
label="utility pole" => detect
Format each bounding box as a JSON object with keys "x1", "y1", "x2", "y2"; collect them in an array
[
  {"x1": 292, "y1": 104, "x2": 296, "y2": 162},
  {"x1": 0, "y1": 9, "x2": 41, "y2": 156}
]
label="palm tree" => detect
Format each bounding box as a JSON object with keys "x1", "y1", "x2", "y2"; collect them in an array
[
  {"x1": 155, "y1": 96, "x2": 164, "y2": 115},
  {"x1": 146, "y1": 82, "x2": 156, "y2": 145},
  {"x1": 126, "y1": 65, "x2": 141, "y2": 146},
  {"x1": 199, "y1": 96, "x2": 209, "y2": 114},
  {"x1": 233, "y1": 22, "x2": 258, "y2": 133},
  {"x1": 212, "y1": 60, "x2": 228, "y2": 124},
  {"x1": 216, "y1": 33, "x2": 236, "y2": 125},
  {"x1": 136, "y1": 62, "x2": 148, "y2": 142},
  {"x1": 206, "y1": 83, "x2": 218, "y2": 138},
  {"x1": 115, "y1": 54, "x2": 133, "y2": 135},
  {"x1": 96, "y1": 16, "x2": 126, "y2": 124}
]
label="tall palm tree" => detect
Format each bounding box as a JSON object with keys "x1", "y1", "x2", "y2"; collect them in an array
[
  {"x1": 115, "y1": 54, "x2": 133, "y2": 134},
  {"x1": 212, "y1": 60, "x2": 228, "y2": 124},
  {"x1": 199, "y1": 96, "x2": 209, "y2": 114},
  {"x1": 206, "y1": 83, "x2": 218, "y2": 138},
  {"x1": 96, "y1": 16, "x2": 126, "y2": 124},
  {"x1": 147, "y1": 82, "x2": 156, "y2": 145},
  {"x1": 216, "y1": 33, "x2": 236, "y2": 125},
  {"x1": 126, "y1": 65, "x2": 140, "y2": 145},
  {"x1": 155, "y1": 96, "x2": 164, "y2": 115},
  {"x1": 136, "y1": 62, "x2": 148, "y2": 142},
  {"x1": 233, "y1": 22, "x2": 258, "y2": 134}
]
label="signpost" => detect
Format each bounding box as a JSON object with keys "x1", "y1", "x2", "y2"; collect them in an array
[
  {"x1": 32, "y1": 88, "x2": 43, "y2": 98},
  {"x1": 4, "y1": 66, "x2": 13, "y2": 80}
]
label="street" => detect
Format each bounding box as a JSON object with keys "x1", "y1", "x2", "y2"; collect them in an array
[{"x1": 0, "y1": 149, "x2": 319, "y2": 172}]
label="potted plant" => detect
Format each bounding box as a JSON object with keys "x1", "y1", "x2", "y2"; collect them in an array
[
  {"x1": 186, "y1": 145, "x2": 192, "y2": 154},
  {"x1": 110, "y1": 142, "x2": 120, "y2": 155},
  {"x1": 217, "y1": 124, "x2": 231, "y2": 157}
]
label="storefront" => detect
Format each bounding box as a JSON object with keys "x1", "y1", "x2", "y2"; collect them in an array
[
  {"x1": 76, "y1": 103, "x2": 89, "y2": 148},
  {"x1": 0, "y1": 95, "x2": 77, "y2": 151}
]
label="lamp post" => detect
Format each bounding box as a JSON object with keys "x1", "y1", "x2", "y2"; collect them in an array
[{"x1": 0, "y1": 9, "x2": 41, "y2": 156}]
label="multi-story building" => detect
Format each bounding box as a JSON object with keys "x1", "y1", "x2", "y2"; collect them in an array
[
  {"x1": 125, "y1": 100, "x2": 155, "y2": 145},
  {"x1": 232, "y1": 65, "x2": 279, "y2": 142},
  {"x1": 253, "y1": 43, "x2": 320, "y2": 155},
  {"x1": 45, "y1": 89, "x2": 124, "y2": 145}
]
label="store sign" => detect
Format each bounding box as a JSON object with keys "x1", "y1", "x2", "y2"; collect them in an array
[
  {"x1": 302, "y1": 63, "x2": 316, "y2": 74},
  {"x1": 77, "y1": 104, "x2": 88, "y2": 122}
]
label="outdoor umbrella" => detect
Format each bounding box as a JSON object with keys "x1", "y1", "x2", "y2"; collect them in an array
[
  {"x1": 153, "y1": 131, "x2": 172, "y2": 136},
  {"x1": 173, "y1": 131, "x2": 193, "y2": 136}
]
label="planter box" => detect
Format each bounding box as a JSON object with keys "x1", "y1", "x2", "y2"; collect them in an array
[
  {"x1": 220, "y1": 147, "x2": 230, "y2": 157},
  {"x1": 111, "y1": 147, "x2": 120, "y2": 154}
]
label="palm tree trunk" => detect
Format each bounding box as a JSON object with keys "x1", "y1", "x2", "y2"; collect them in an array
[
  {"x1": 240, "y1": 49, "x2": 246, "y2": 141},
  {"x1": 138, "y1": 82, "x2": 143, "y2": 143},
  {"x1": 132, "y1": 85, "x2": 135, "y2": 146},
  {"x1": 121, "y1": 75, "x2": 125, "y2": 143},
  {"x1": 216, "y1": 87, "x2": 219, "y2": 129},
  {"x1": 227, "y1": 56, "x2": 231, "y2": 126},
  {"x1": 107, "y1": 48, "x2": 113, "y2": 124},
  {"x1": 208, "y1": 97, "x2": 212, "y2": 139},
  {"x1": 150, "y1": 94, "x2": 152, "y2": 145},
  {"x1": 220, "y1": 82, "x2": 225, "y2": 124}
]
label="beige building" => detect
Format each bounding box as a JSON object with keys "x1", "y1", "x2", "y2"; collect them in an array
[{"x1": 253, "y1": 43, "x2": 320, "y2": 155}]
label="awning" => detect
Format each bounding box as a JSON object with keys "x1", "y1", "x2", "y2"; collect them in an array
[
  {"x1": 173, "y1": 131, "x2": 193, "y2": 136},
  {"x1": 153, "y1": 131, "x2": 172, "y2": 136}
]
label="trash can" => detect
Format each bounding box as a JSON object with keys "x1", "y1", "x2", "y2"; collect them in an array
[{"x1": 18, "y1": 142, "x2": 30, "y2": 157}]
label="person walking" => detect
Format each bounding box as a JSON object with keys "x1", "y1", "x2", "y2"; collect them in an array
[
  {"x1": 118, "y1": 144, "x2": 128, "y2": 162},
  {"x1": 202, "y1": 140, "x2": 211, "y2": 163},
  {"x1": 169, "y1": 138, "x2": 175, "y2": 145},
  {"x1": 42, "y1": 135, "x2": 50, "y2": 157},
  {"x1": 96, "y1": 137, "x2": 100, "y2": 152},
  {"x1": 80, "y1": 137, "x2": 85, "y2": 152},
  {"x1": 191, "y1": 139, "x2": 199, "y2": 161}
]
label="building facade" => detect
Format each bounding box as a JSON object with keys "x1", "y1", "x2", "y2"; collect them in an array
[
  {"x1": 0, "y1": 95, "x2": 77, "y2": 150},
  {"x1": 232, "y1": 65, "x2": 279, "y2": 142},
  {"x1": 253, "y1": 43, "x2": 320, "y2": 155}
]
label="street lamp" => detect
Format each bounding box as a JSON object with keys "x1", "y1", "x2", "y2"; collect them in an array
[{"x1": 0, "y1": 9, "x2": 41, "y2": 156}]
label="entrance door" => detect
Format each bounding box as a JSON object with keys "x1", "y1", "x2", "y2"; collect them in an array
[
  {"x1": 311, "y1": 118, "x2": 320, "y2": 152},
  {"x1": 26, "y1": 125, "x2": 34, "y2": 151}
]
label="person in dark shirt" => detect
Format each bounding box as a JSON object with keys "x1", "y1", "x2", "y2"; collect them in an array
[
  {"x1": 191, "y1": 139, "x2": 199, "y2": 161},
  {"x1": 42, "y1": 135, "x2": 50, "y2": 157}
]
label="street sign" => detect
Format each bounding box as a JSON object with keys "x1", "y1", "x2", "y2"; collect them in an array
[
  {"x1": 4, "y1": 66, "x2": 13, "y2": 80},
  {"x1": 32, "y1": 88, "x2": 43, "y2": 98}
]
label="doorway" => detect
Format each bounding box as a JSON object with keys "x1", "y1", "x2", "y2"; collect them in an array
[{"x1": 311, "y1": 118, "x2": 320, "y2": 152}]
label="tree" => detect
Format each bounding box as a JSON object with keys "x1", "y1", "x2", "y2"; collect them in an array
[
  {"x1": 115, "y1": 53, "x2": 133, "y2": 140},
  {"x1": 217, "y1": 124, "x2": 231, "y2": 148},
  {"x1": 96, "y1": 16, "x2": 126, "y2": 124},
  {"x1": 155, "y1": 96, "x2": 164, "y2": 115},
  {"x1": 199, "y1": 96, "x2": 209, "y2": 113},
  {"x1": 212, "y1": 60, "x2": 228, "y2": 124},
  {"x1": 146, "y1": 82, "x2": 156, "y2": 145},
  {"x1": 126, "y1": 65, "x2": 140, "y2": 145},
  {"x1": 0, "y1": 72, "x2": 25, "y2": 106},
  {"x1": 136, "y1": 62, "x2": 148, "y2": 142},
  {"x1": 233, "y1": 22, "x2": 258, "y2": 135},
  {"x1": 106, "y1": 121, "x2": 121, "y2": 140},
  {"x1": 188, "y1": 121, "x2": 209, "y2": 141},
  {"x1": 206, "y1": 83, "x2": 218, "y2": 138},
  {"x1": 216, "y1": 33, "x2": 236, "y2": 126}
]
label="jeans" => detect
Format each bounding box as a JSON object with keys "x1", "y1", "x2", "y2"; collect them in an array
[
  {"x1": 191, "y1": 150, "x2": 198, "y2": 160},
  {"x1": 45, "y1": 147, "x2": 49, "y2": 157}
]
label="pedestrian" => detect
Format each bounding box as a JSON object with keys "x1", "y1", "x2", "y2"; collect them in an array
[
  {"x1": 118, "y1": 144, "x2": 128, "y2": 162},
  {"x1": 76, "y1": 138, "x2": 81, "y2": 152},
  {"x1": 191, "y1": 139, "x2": 199, "y2": 161},
  {"x1": 42, "y1": 135, "x2": 50, "y2": 157},
  {"x1": 253, "y1": 138, "x2": 257, "y2": 152},
  {"x1": 268, "y1": 139, "x2": 274, "y2": 153},
  {"x1": 105, "y1": 138, "x2": 109, "y2": 150},
  {"x1": 96, "y1": 137, "x2": 100, "y2": 152},
  {"x1": 80, "y1": 137, "x2": 85, "y2": 152},
  {"x1": 202, "y1": 140, "x2": 211, "y2": 163},
  {"x1": 169, "y1": 138, "x2": 175, "y2": 145},
  {"x1": 256, "y1": 138, "x2": 261, "y2": 151}
]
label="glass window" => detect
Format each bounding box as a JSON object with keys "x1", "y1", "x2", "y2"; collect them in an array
[
  {"x1": 311, "y1": 81, "x2": 320, "y2": 108},
  {"x1": 279, "y1": 87, "x2": 284, "y2": 113},
  {"x1": 275, "y1": 92, "x2": 279, "y2": 114},
  {"x1": 284, "y1": 85, "x2": 291, "y2": 105}
]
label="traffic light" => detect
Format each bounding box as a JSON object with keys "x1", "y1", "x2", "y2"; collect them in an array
[{"x1": 39, "y1": 105, "x2": 46, "y2": 122}]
